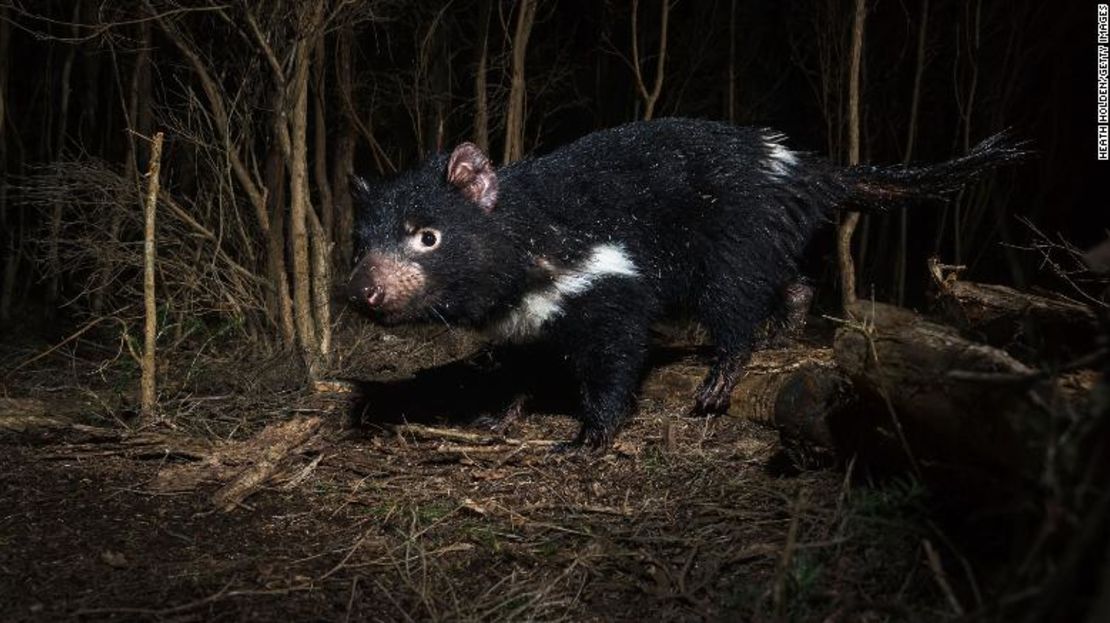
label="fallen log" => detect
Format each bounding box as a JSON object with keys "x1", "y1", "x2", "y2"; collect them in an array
[
  {"x1": 641, "y1": 346, "x2": 834, "y2": 422},
  {"x1": 771, "y1": 364, "x2": 859, "y2": 467},
  {"x1": 0, "y1": 397, "x2": 117, "y2": 442},
  {"x1": 0, "y1": 397, "x2": 216, "y2": 456},
  {"x1": 928, "y1": 258, "x2": 1098, "y2": 359},
  {"x1": 641, "y1": 346, "x2": 853, "y2": 458},
  {"x1": 834, "y1": 301, "x2": 1060, "y2": 485}
]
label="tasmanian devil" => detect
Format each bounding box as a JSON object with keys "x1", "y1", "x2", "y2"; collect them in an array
[{"x1": 346, "y1": 118, "x2": 1024, "y2": 448}]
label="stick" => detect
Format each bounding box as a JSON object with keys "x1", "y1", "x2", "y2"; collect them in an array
[
  {"x1": 141, "y1": 131, "x2": 164, "y2": 422},
  {"x1": 923, "y1": 538, "x2": 965, "y2": 615},
  {"x1": 837, "y1": 0, "x2": 867, "y2": 310},
  {"x1": 211, "y1": 416, "x2": 322, "y2": 511},
  {"x1": 394, "y1": 423, "x2": 492, "y2": 444},
  {"x1": 3, "y1": 316, "x2": 105, "y2": 377},
  {"x1": 772, "y1": 487, "x2": 805, "y2": 618}
]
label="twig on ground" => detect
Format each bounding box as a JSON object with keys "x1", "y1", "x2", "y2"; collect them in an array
[
  {"x1": 772, "y1": 486, "x2": 805, "y2": 618},
  {"x1": 923, "y1": 538, "x2": 964, "y2": 616},
  {"x1": 211, "y1": 416, "x2": 323, "y2": 511},
  {"x1": 4, "y1": 317, "x2": 106, "y2": 378}
]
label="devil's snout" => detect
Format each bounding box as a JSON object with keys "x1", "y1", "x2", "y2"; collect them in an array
[{"x1": 345, "y1": 253, "x2": 427, "y2": 318}]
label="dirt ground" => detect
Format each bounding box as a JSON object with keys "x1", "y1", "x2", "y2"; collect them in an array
[{"x1": 1, "y1": 323, "x2": 969, "y2": 622}]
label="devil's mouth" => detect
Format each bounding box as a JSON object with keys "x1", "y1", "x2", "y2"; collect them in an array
[
  {"x1": 350, "y1": 300, "x2": 423, "y2": 326},
  {"x1": 356, "y1": 305, "x2": 407, "y2": 325}
]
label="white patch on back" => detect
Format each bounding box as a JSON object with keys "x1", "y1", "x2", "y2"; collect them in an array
[
  {"x1": 582, "y1": 244, "x2": 639, "y2": 281},
  {"x1": 763, "y1": 132, "x2": 798, "y2": 178},
  {"x1": 491, "y1": 243, "x2": 639, "y2": 341}
]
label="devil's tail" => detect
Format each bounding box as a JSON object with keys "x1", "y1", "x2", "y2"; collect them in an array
[{"x1": 836, "y1": 131, "x2": 1030, "y2": 211}]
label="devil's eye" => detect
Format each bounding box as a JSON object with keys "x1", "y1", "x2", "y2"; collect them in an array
[{"x1": 408, "y1": 227, "x2": 441, "y2": 253}]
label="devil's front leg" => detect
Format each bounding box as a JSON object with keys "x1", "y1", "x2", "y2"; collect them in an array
[
  {"x1": 567, "y1": 342, "x2": 646, "y2": 449},
  {"x1": 551, "y1": 283, "x2": 654, "y2": 450},
  {"x1": 471, "y1": 393, "x2": 530, "y2": 436}
]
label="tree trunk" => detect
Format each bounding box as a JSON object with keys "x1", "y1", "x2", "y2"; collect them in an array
[
  {"x1": 896, "y1": 0, "x2": 928, "y2": 306},
  {"x1": 473, "y1": 0, "x2": 492, "y2": 153},
  {"x1": 0, "y1": 229, "x2": 14, "y2": 322},
  {"x1": 313, "y1": 36, "x2": 334, "y2": 243},
  {"x1": 0, "y1": 6, "x2": 12, "y2": 322},
  {"x1": 308, "y1": 208, "x2": 332, "y2": 365},
  {"x1": 307, "y1": 12, "x2": 333, "y2": 370},
  {"x1": 836, "y1": 0, "x2": 866, "y2": 310},
  {"x1": 630, "y1": 0, "x2": 670, "y2": 121},
  {"x1": 288, "y1": 2, "x2": 324, "y2": 374},
  {"x1": 46, "y1": 3, "x2": 82, "y2": 305},
  {"x1": 330, "y1": 131, "x2": 356, "y2": 268},
  {"x1": 124, "y1": 21, "x2": 152, "y2": 176},
  {"x1": 265, "y1": 144, "x2": 295, "y2": 347},
  {"x1": 502, "y1": 0, "x2": 537, "y2": 164},
  {"x1": 332, "y1": 24, "x2": 357, "y2": 267},
  {"x1": 0, "y1": 4, "x2": 6, "y2": 176},
  {"x1": 954, "y1": 0, "x2": 983, "y2": 264},
  {"x1": 330, "y1": 133, "x2": 356, "y2": 270},
  {"x1": 290, "y1": 82, "x2": 318, "y2": 367},
  {"x1": 727, "y1": 0, "x2": 737, "y2": 122}
]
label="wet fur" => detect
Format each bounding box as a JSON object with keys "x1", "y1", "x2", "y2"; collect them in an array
[{"x1": 350, "y1": 118, "x2": 1025, "y2": 448}]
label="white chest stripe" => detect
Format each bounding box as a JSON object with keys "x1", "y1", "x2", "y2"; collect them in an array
[{"x1": 493, "y1": 243, "x2": 639, "y2": 341}]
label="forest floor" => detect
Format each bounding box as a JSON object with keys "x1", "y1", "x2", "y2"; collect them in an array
[{"x1": 1, "y1": 320, "x2": 972, "y2": 622}]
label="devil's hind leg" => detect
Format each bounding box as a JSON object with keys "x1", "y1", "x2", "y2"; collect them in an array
[
  {"x1": 690, "y1": 279, "x2": 777, "y2": 415},
  {"x1": 757, "y1": 278, "x2": 815, "y2": 349}
]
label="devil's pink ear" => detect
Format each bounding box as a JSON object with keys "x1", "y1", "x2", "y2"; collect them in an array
[{"x1": 447, "y1": 142, "x2": 498, "y2": 213}]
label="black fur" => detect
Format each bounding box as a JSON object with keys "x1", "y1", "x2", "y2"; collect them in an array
[{"x1": 348, "y1": 118, "x2": 1025, "y2": 448}]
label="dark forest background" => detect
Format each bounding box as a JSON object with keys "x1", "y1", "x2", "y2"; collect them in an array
[{"x1": 0, "y1": 0, "x2": 1101, "y2": 372}]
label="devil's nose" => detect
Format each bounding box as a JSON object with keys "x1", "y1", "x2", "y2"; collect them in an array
[
  {"x1": 348, "y1": 284, "x2": 386, "y2": 309},
  {"x1": 365, "y1": 286, "x2": 385, "y2": 308}
]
